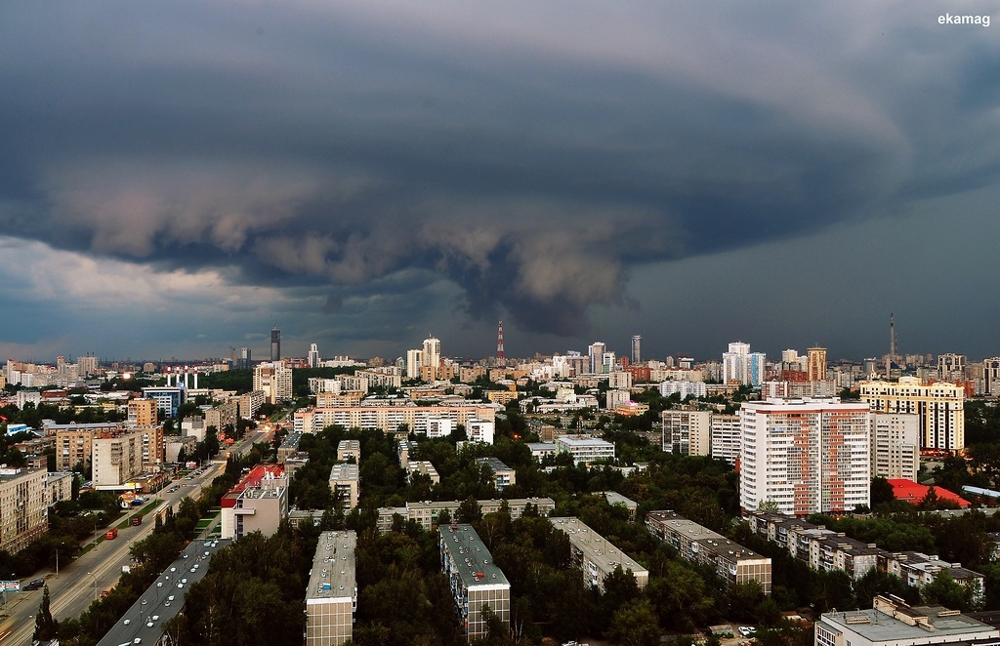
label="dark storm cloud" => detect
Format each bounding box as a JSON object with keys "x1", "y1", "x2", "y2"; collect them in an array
[{"x1": 1, "y1": 1, "x2": 998, "y2": 349}]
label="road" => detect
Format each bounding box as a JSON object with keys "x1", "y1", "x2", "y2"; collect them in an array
[{"x1": 0, "y1": 455, "x2": 234, "y2": 646}]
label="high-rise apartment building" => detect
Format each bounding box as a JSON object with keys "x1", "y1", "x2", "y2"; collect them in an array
[
  {"x1": 710, "y1": 414, "x2": 742, "y2": 466},
  {"x1": 871, "y1": 413, "x2": 919, "y2": 481},
  {"x1": 239, "y1": 347, "x2": 252, "y2": 369},
  {"x1": 406, "y1": 348, "x2": 423, "y2": 380},
  {"x1": 92, "y1": 431, "x2": 144, "y2": 487},
  {"x1": 740, "y1": 398, "x2": 870, "y2": 516},
  {"x1": 937, "y1": 353, "x2": 966, "y2": 381},
  {"x1": 253, "y1": 362, "x2": 293, "y2": 404},
  {"x1": 807, "y1": 347, "x2": 827, "y2": 382},
  {"x1": 307, "y1": 343, "x2": 319, "y2": 368},
  {"x1": 985, "y1": 358, "x2": 1000, "y2": 396},
  {"x1": 422, "y1": 336, "x2": 441, "y2": 381},
  {"x1": 859, "y1": 377, "x2": 965, "y2": 451},
  {"x1": 588, "y1": 342, "x2": 606, "y2": 374},
  {"x1": 631, "y1": 335, "x2": 641, "y2": 364},
  {"x1": 723, "y1": 342, "x2": 751, "y2": 385},
  {"x1": 662, "y1": 409, "x2": 712, "y2": 456}
]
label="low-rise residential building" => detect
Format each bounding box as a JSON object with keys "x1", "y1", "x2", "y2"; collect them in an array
[
  {"x1": 549, "y1": 516, "x2": 648, "y2": 591},
  {"x1": 751, "y1": 512, "x2": 985, "y2": 606},
  {"x1": 602, "y1": 491, "x2": 637, "y2": 522},
  {"x1": 426, "y1": 418, "x2": 453, "y2": 438},
  {"x1": 284, "y1": 451, "x2": 311, "y2": 480},
  {"x1": 305, "y1": 531, "x2": 357, "y2": 646},
  {"x1": 475, "y1": 457, "x2": 515, "y2": 491},
  {"x1": 45, "y1": 471, "x2": 75, "y2": 506},
  {"x1": 329, "y1": 463, "x2": 360, "y2": 510},
  {"x1": 220, "y1": 465, "x2": 288, "y2": 540},
  {"x1": 646, "y1": 510, "x2": 771, "y2": 594},
  {"x1": 814, "y1": 595, "x2": 997, "y2": 646},
  {"x1": 0, "y1": 467, "x2": 47, "y2": 553},
  {"x1": 278, "y1": 432, "x2": 303, "y2": 463},
  {"x1": 337, "y1": 440, "x2": 361, "y2": 463},
  {"x1": 439, "y1": 524, "x2": 510, "y2": 641},
  {"x1": 294, "y1": 404, "x2": 497, "y2": 434},
  {"x1": 406, "y1": 460, "x2": 440, "y2": 484},
  {"x1": 526, "y1": 442, "x2": 556, "y2": 461},
  {"x1": 377, "y1": 498, "x2": 556, "y2": 533},
  {"x1": 554, "y1": 435, "x2": 615, "y2": 466}
]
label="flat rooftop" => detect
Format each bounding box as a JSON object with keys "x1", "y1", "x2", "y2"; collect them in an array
[
  {"x1": 549, "y1": 516, "x2": 647, "y2": 576},
  {"x1": 307, "y1": 531, "x2": 357, "y2": 603},
  {"x1": 556, "y1": 435, "x2": 613, "y2": 447},
  {"x1": 475, "y1": 457, "x2": 511, "y2": 472},
  {"x1": 439, "y1": 524, "x2": 509, "y2": 589},
  {"x1": 329, "y1": 463, "x2": 359, "y2": 480},
  {"x1": 823, "y1": 605, "x2": 997, "y2": 642}
]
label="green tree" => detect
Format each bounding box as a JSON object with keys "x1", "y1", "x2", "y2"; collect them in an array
[
  {"x1": 607, "y1": 598, "x2": 660, "y2": 646},
  {"x1": 921, "y1": 570, "x2": 973, "y2": 611},
  {"x1": 33, "y1": 585, "x2": 58, "y2": 641}
]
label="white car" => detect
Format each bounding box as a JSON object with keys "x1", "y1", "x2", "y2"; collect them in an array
[{"x1": 123, "y1": 619, "x2": 131, "y2": 626}]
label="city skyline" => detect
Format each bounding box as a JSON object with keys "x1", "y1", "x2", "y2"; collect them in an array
[{"x1": 1, "y1": 3, "x2": 998, "y2": 361}]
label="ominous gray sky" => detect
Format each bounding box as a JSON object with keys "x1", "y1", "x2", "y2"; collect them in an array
[{"x1": 1, "y1": 1, "x2": 998, "y2": 363}]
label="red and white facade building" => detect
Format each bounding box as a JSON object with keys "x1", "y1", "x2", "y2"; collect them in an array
[{"x1": 739, "y1": 398, "x2": 871, "y2": 516}]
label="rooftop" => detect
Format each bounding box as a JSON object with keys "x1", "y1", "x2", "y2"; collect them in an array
[
  {"x1": 821, "y1": 597, "x2": 997, "y2": 643},
  {"x1": 555, "y1": 435, "x2": 613, "y2": 447},
  {"x1": 329, "y1": 463, "x2": 359, "y2": 481},
  {"x1": 549, "y1": 516, "x2": 647, "y2": 578},
  {"x1": 475, "y1": 457, "x2": 511, "y2": 472},
  {"x1": 439, "y1": 524, "x2": 509, "y2": 589},
  {"x1": 306, "y1": 531, "x2": 357, "y2": 603}
]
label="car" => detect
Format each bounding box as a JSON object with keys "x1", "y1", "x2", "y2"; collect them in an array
[
  {"x1": 170, "y1": 567, "x2": 176, "y2": 572},
  {"x1": 168, "y1": 595, "x2": 175, "y2": 601},
  {"x1": 133, "y1": 639, "x2": 142, "y2": 644},
  {"x1": 177, "y1": 582, "x2": 183, "y2": 588},
  {"x1": 738, "y1": 627, "x2": 756, "y2": 637},
  {"x1": 146, "y1": 621, "x2": 153, "y2": 628},
  {"x1": 164, "y1": 601, "x2": 171, "y2": 607},
  {"x1": 152, "y1": 615, "x2": 159, "y2": 621},
  {"x1": 123, "y1": 619, "x2": 131, "y2": 626},
  {"x1": 141, "y1": 598, "x2": 147, "y2": 605}
]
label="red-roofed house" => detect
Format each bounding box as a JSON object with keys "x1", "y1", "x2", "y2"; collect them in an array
[{"x1": 888, "y1": 478, "x2": 970, "y2": 508}]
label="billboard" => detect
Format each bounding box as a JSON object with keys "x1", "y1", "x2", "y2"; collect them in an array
[{"x1": 0, "y1": 580, "x2": 20, "y2": 593}]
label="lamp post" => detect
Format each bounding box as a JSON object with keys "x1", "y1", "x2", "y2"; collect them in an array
[
  {"x1": 86, "y1": 571, "x2": 97, "y2": 601},
  {"x1": 55, "y1": 541, "x2": 64, "y2": 578}
]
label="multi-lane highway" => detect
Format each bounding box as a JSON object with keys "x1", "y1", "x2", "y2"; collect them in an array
[{"x1": 0, "y1": 458, "x2": 230, "y2": 646}]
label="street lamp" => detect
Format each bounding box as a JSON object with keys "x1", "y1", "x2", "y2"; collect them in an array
[
  {"x1": 86, "y1": 571, "x2": 97, "y2": 601},
  {"x1": 55, "y1": 541, "x2": 64, "y2": 578}
]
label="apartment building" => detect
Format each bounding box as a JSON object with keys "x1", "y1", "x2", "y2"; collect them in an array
[
  {"x1": 871, "y1": 413, "x2": 920, "y2": 480},
  {"x1": 475, "y1": 457, "x2": 515, "y2": 491},
  {"x1": 710, "y1": 414, "x2": 741, "y2": 466},
  {"x1": 51, "y1": 422, "x2": 120, "y2": 471},
  {"x1": 305, "y1": 531, "x2": 358, "y2": 646},
  {"x1": 378, "y1": 498, "x2": 555, "y2": 533},
  {"x1": 860, "y1": 377, "x2": 965, "y2": 451},
  {"x1": 751, "y1": 512, "x2": 985, "y2": 606},
  {"x1": 602, "y1": 491, "x2": 637, "y2": 522},
  {"x1": 439, "y1": 524, "x2": 510, "y2": 641},
  {"x1": 328, "y1": 463, "x2": 359, "y2": 510},
  {"x1": 278, "y1": 432, "x2": 303, "y2": 463},
  {"x1": 646, "y1": 510, "x2": 771, "y2": 594},
  {"x1": 294, "y1": 404, "x2": 496, "y2": 435},
  {"x1": 239, "y1": 390, "x2": 265, "y2": 420},
  {"x1": 127, "y1": 398, "x2": 158, "y2": 427},
  {"x1": 662, "y1": 409, "x2": 712, "y2": 456},
  {"x1": 549, "y1": 516, "x2": 649, "y2": 591},
  {"x1": 554, "y1": 435, "x2": 615, "y2": 466},
  {"x1": 740, "y1": 398, "x2": 870, "y2": 516},
  {"x1": 92, "y1": 431, "x2": 144, "y2": 487},
  {"x1": 337, "y1": 440, "x2": 361, "y2": 463},
  {"x1": 405, "y1": 460, "x2": 440, "y2": 484},
  {"x1": 253, "y1": 362, "x2": 293, "y2": 404},
  {"x1": 467, "y1": 419, "x2": 495, "y2": 444},
  {"x1": 0, "y1": 467, "x2": 47, "y2": 553},
  {"x1": 220, "y1": 465, "x2": 288, "y2": 540},
  {"x1": 45, "y1": 471, "x2": 74, "y2": 506},
  {"x1": 814, "y1": 596, "x2": 997, "y2": 646},
  {"x1": 205, "y1": 400, "x2": 238, "y2": 432}
]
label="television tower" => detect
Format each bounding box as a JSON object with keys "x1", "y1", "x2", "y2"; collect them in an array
[
  {"x1": 496, "y1": 320, "x2": 505, "y2": 365},
  {"x1": 886, "y1": 313, "x2": 896, "y2": 377}
]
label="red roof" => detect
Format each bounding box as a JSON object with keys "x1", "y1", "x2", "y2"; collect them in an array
[{"x1": 887, "y1": 478, "x2": 970, "y2": 508}]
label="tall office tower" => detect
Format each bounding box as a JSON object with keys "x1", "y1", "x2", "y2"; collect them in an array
[
  {"x1": 307, "y1": 343, "x2": 320, "y2": 368},
  {"x1": 631, "y1": 335, "x2": 642, "y2": 365},
  {"x1": 588, "y1": 342, "x2": 606, "y2": 374},
  {"x1": 807, "y1": 347, "x2": 827, "y2": 382},
  {"x1": 422, "y1": 336, "x2": 440, "y2": 380},
  {"x1": 723, "y1": 342, "x2": 751, "y2": 384},
  {"x1": 871, "y1": 413, "x2": 919, "y2": 481},
  {"x1": 859, "y1": 376, "x2": 965, "y2": 451},
  {"x1": 937, "y1": 353, "x2": 966, "y2": 381},
  {"x1": 406, "y1": 349, "x2": 423, "y2": 379},
  {"x1": 270, "y1": 326, "x2": 281, "y2": 361},
  {"x1": 984, "y1": 358, "x2": 1000, "y2": 396},
  {"x1": 740, "y1": 398, "x2": 871, "y2": 516},
  {"x1": 239, "y1": 347, "x2": 252, "y2": 370}
]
